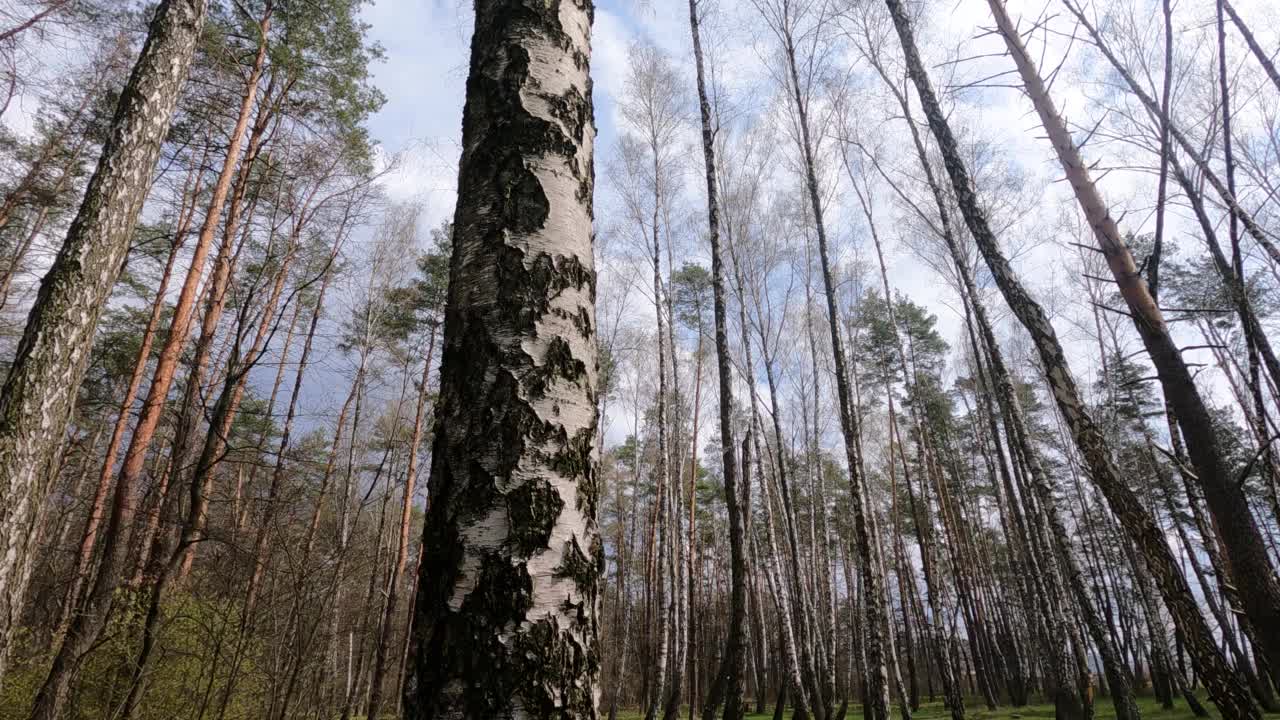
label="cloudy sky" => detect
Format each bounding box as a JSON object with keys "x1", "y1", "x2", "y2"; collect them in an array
[
  {"x1": 6, "y1": 0, "x2": 1269, "y2": 446},
  {"x1": 350, "y1": 0, "x2": 1128, "y2": 448},
  {"x1": 354, "y1": 0, "x2": 1097, "y2": 360},
  {"x1": 349, "y1": 0, "x2": 1273, "y2": 451}
]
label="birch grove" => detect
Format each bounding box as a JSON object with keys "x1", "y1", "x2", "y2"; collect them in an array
[{"x1": 0, "y1": 0, "x2": 1276, "y2": 718}]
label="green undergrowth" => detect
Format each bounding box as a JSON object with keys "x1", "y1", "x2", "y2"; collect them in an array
[
  {"x1": 617, "y1": 695, "x2": 1280, "y2": 720},
  {"x1": 0, "y1": 591, "x2": 266, "y2": 720}
]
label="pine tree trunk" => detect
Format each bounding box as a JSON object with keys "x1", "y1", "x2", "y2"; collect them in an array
[
  {"x1": 0, "y1": 0, "x2": 206, "y2": 678},
  {"x1": 366, "y1": 324, "x2": 438, "y2": 720},
  {"x1": 27, "y1": 14, "x2": 270, "y2": 716},
  {"x1": 55, "y1": 155, "x2": 204, "y2": 639},
  {"x1": 119, "y1": 229, "x2": 296, "y2": 720},
  {"x1": 401, "y1": 0, "x2": 599, "y2": 714}
]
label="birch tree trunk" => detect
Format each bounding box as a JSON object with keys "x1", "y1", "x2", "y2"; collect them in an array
[
  {"x1": 55, "y1": 153, "x2": 205, "y2": 640},
  {"x1": 0, "y1": 0, "x2": 206, "y2": 677},
  {"x1": 1221, "y1": 0, "x2": 1280, "y2": 94},
  {"x1": 772, "y1": 15, "x2": 891, "y2": 718},
  {"x1": 686, "y1": 0, "x2": 748, "y2": 715},
  {"x1": 402, "y1": 0, "x2": 600, "y2": 714},
  {"x1": 647, "y1": 142, "x2": 673, "y2": 720},
  {"x1": 28, "y1": 9, "x2": 276, "y2": 718}
]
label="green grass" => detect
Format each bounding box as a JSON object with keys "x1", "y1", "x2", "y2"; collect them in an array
[{"x1": 616, "y1": 695, "x2": 1280, "y2": 720}]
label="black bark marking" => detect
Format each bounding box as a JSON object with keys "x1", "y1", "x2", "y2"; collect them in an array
[
  {"x1": 507, "y1": 479, "x2": 563, "y2": 557},
  {"x1": 405, "y1": 0, "x2": 599, "y2": 714}
]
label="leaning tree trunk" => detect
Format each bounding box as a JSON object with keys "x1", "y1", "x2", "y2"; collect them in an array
[
  {"x1": 882, "y1": 2, "x2": 1259, "y2": 717},
  {"x1": 401, "y1": 0, "x2": 599, "y2": 716},
  {"x1": 687, "y1": 0, "x2": 747, "y2": 717},
  {"x1": 0, "y1": 0, "x2": 206, "y2": 680},
  {"x1": 1060, "y1": 0, "x2": 1280, "y2": 271},
  {"x1": 1221, "y1": 0, "x2": 1280, "y2": 94},
  {"x1": 861, "y1": 39, "x2": 1122, "y2": 715},
  {"x1": 986, "y1": 0, "x2": 1280, "y2": 681},
  {"x1": 962, "y1": 281, "x2": 1138, "y2": 720},
  {"x1": 27, "y1": 10, "x2": 272, "y2": 719},
  {"x1": 55, "y1": 157, "x2": 204, "y2": 641}
]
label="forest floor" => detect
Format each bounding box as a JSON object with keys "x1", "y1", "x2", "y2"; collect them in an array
[{"x1": 617, "y1": 695, "x2": 1280, "y2": 720}]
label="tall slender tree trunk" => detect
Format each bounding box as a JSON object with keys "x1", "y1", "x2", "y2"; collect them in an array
[
  {"x1": 962, "y1": 285, "x2": 1138, "y2": 720},
  {"x1": 776, "y1": 17, "x2": 891, "y2": 719},
  {"x1": 119, "y1": 229, "x2": 294, "y2": 720},
  {"x1": 401, "y1": 0, "x2": 599, "y2": 714},
  {"x1": 882, "y1": 3, "x2": 1258, "y2": 716},
  {"x1": 987, "y1": 0, "x2": 1280, "y2": 680},
  {"x1": 647, "y1": 138, "x2": 673, "y2": 720},
  {"x1": 28, "y1": 16, "x2": 269, "y2": 718},
  {"x1": 272, "y1": 346, "x2": 363, "y2": 720},
  {"x1": 758, "y1": 452, "x2": 814, "y2": 720},
  {"x1": 847, "y1": 169, "x2": 932, "y2": 720},
  {"x1": 0, "y1": 0, "x2": 207, "y2": 678},
  {"x1": 366, "y1": 324, "x2": 438, "y2": 720},
  {"x1": 55, "y1": 152, "x2": 206, "y2": 639},
  {"x1": 687, "y1": 0, "x2": 746, "y2": 716},
  {"x1": 684, "y1": 333, "x2": 702, "y2": 720}
]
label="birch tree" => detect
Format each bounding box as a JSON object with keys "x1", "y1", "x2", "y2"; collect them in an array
[
  {"x1": 0, "y1": 0, "x2": 206, "y2": 680},
  {"x1": 402, "y1": 0, "x2": 601, "y2": 714}
]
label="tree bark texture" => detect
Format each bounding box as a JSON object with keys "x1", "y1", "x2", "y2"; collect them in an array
[{"x1": 402, "y1": 0, "x2": 601, "y2": 716}]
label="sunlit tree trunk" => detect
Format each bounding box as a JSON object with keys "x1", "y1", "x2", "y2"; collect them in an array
[
  {"x1": 402, "y1": 0, "x2": 599, "y2": 714},
  {"x1": 54, "y1": 150, "x2": 206, "y2": 639},
  {"x1": 27, "y1": 11, "x2": 270, "y2": 716},
  {"x1": 0, "y1": 0, "x2": 206, "y2": 679}
]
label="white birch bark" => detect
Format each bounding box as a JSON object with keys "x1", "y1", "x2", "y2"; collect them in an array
[{"x1": 403, "y1": 0, "x2": 600, "y2": 716}]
